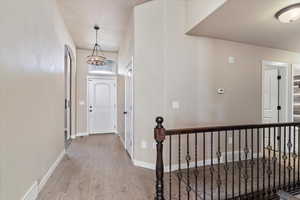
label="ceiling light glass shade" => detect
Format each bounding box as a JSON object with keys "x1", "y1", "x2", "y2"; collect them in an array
[
  {"x1": 276, "y1": 3, "x2": 300, "y2": 23},
  {"x1": 87, "y1": 26, "x2": 106, "y2": 66}
]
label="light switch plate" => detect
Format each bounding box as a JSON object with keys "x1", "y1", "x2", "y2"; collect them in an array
[
  {"x1": 172, "y1": 101, "x2": 180, "y2": 109},
  {"x1": 228, "y1": 56, "x2": 235, "y2": 64},
  {"x1": 141, "y1": 141, "x2": 147, "y2": 149}
]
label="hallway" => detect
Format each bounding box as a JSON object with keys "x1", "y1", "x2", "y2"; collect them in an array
[{"x1": 38, "y1": 135, "x2": 154, "y2": 200}]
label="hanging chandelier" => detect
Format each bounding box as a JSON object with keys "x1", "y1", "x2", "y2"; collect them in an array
[{"x1": 87, "y1": 25, "x2": 106, "y2": 66}]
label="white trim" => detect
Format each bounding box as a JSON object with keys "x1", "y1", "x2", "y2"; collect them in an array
[
  {"x1": 38, "y1": 150, "x2": 66, "y2": 192},
  {"x1": 76, "y1": 132, "x2": 89, "y2": 137},
  {"x1": 21, "y1": 150, "x2": 65, "y2": 200},
  {"x1": 86, "y1": 76, "x2": 117, "y2": 135},
  {"x1": 21, "y1": 181, "x2": 38, "y2": 200},
  {"x1": 133, "y1": 159, "x2": 155, "y2": 170},
  {"x1": 119, "y1": 135, "x2": 126, "y2": 149},
  {"x1": 124, "y1": 58, "x2": 135, "y2": 160},
  {"x1": 261, "y1": 60, "x2": 291, "y2": 123}
]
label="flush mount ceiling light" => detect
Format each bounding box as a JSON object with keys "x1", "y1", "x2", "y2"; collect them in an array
[
  {"x1": 275, "y1": 3, "x2": 300, "y2": 23},
  {"x1": 87, "y1": 25, "x2": 106, "y2": 66}
]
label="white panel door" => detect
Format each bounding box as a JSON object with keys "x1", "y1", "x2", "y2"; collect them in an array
[
  {"x1": 88, "y1": 78, "x2": 116, "y2": 134},
  {"x1": 125, "y1": 70, "x2": 133, "y2": 157},
  {"x1": 263, "y1": 67, "x2": 279, "y2": 123}
]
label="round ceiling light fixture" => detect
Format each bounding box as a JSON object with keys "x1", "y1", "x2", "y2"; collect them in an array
[
  {"x1": 87, "y1": 25, "x2": 106, "y2": 66},
  {"x1": 275, "y1": 3, "x2": 300, "y2": 23}
]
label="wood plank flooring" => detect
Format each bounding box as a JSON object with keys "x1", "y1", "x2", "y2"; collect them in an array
[{"x1": 38, "y1": 134, "x2": 155, "y2": 200}]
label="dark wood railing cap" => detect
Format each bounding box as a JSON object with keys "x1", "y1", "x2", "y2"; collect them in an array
[{"x1": 155, "y1": 117, "x2": 165, "y2": 142}]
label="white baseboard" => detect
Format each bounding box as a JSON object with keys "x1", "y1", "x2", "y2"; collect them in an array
[
  {"x1": 39, "y1": 149, "x2": 66, "y2": 192},
  {"x1": 71, "y1": 135, "x2": 76, "y2": 139},
  {"x1": 133, "y1": 152, "x2": 264, "y2": 172},
  {"x1": 133, "y1": 159, "x2": 155, "y2": 170},
  {"x1": 119, "y1": 135, "x2": 126, "y2": 149},
  {"x1": 22, "y1": 181, "x2": 38, "y2": 200},
  {"x1": 76, "y1": 132, "x2": 89, "y2": 137}
]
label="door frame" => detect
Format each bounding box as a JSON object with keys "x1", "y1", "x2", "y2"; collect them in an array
[
  {"x1": 124, "y1": 59, "x2": 135, "y2": 158},
  {"x1": 261, "y1": 60, "x2": 291, "y2": 123},
  {"x1": 64, "y1": 45, "x2": 73, "y2": 148},
  {"x1": 86, "y1": 75, "x2": 117, "y2": 135}
]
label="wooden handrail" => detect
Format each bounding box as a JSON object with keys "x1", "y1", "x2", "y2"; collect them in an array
[{"x1": 165, "y1": 122, "x2": 300, "y2": 135}]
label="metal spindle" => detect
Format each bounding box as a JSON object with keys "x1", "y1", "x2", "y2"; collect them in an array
[
  {"x1": 268, "y1": 127, "x2": 271, "y2": 196},
  {"x1": 263, "y1": 128, "x2": 266, "y2": 197},
  {"x1": 178, "y1": 134, "x2": 181, "y2": 199},
  {"x1": 186, "y1": 134, "x2": 190, "y2": 200},
  {"x1": 279, "y1": 127, "x2": 282, "y2": 189},
  {"x1": 256, "y1": 128, "x2": 260, "y2": 196},
  {"x1": 245, "y1": 129, "x2": 248, "y2": 197},
  {"x1": 225, "y1": 131, "x2": 228, "y2": 199},
  {"x1": 232, "y1": 130, "x2": 235, "y2": 199},
  {"x1": 293, "y1": 125, "x2": 296, "y2": 188},
  {"x1": 284, "y1": 126, "x2": 287, "y2": 189},
  {"x1": 288, "y1": 126, "x2": 292, "y2": 188},
  {"x1": 211, "y1": 132, "x2": 213, "y2": 200},
  {"x1": 251, "y1": 128, "x2": 254, "y2": 198},
  {"x1": 217, "y1": 131, "x2": 221, "y2": 200},
  {"x1": 273, "y1": 127, "x2": 277, "y2": 193},
  {"x1": 239, "y1": 129, "x2": 241, "y2": 198},
  {"x1": 195, "y1": 133, "x2": 198, "y2": 200},
  {"x1": 203, "y1": 132, "x2": 206, "y2": 200},
  {"x1": 169, "y1": 136, "x2": 172, "y2": 199}
]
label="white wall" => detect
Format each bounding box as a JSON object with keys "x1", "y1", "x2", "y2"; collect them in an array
[
  {"x1": 0, "y1": 0, "x2": 75, "y2": 199},
  {"x1": 76, "y1": 49, "x2": 118, "y2": 134},
  {"x1": 133, "y1": 0, "x2": 300, "y2": 164}
]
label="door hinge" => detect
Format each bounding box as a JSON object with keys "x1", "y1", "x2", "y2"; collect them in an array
[
  {"x1": 277, "y1": 75, "x2": 282, "y2": 80},
  {"x1": 65, "y1": 99, "x2": 67, "y2": 109},
  {"x1": 277, "y1": 105, "x2": 281, "y2": 110}
]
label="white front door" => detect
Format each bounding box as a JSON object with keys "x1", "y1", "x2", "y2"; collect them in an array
[
  {"x1": 88, "y1": 78, "x2": 116, "y2": 134},
  {"x1": 125, "y1": 69, "x2": 133, "y2": 157},
  {"x1": 263, "y1": 66, "x2": 279, "y2": 123}
]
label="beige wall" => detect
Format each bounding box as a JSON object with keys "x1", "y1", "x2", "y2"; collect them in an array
[
  {"x1": 76, "y1": 49, "x2": 119, "y2": 134},
  {"x1": 0, "y1": 0, "x2": 75, "y2": 199},
  {"x1": 186, "y1": 0, "x2": 227, "y2": 32},
  {"x1": 118, "y1": 12, "x2": 134, "y2": 75},
  {"x1": 133, "y1": 0, "x2": 300, "y2": 164}
]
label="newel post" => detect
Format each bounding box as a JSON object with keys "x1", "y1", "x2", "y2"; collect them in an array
[{"x1": 154, "y1": 116, "x2": 166, "y2": 200}]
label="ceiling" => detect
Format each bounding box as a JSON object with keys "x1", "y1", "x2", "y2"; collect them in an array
[
  {"x1": 187, "y1": 0, "x2": 300, "y2": 53},
  {"x1": 57, "y1": 0, "x2": 149, "y2": 52}
]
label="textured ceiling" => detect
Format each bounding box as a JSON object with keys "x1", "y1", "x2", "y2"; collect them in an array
[
  {"x1": 188, "y1": 0, "x2": 300, "y2": 53},
  {"x1": 57, "y1": 0, "x2": 149, "y2": 52}
]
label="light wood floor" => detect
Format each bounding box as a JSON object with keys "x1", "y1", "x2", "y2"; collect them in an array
[{"x1": 38, "y1": 134, "x2": 155, "y2": 200}]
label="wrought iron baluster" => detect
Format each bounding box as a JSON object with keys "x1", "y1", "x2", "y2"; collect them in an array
[
  {"x1": 284, "y1": 126, "x2": 287, "y2": 189},
  {"x1": 232, "y1": 130, "x2": 235, "y2": 199},
  {"x1": 245, "y1": 129, "x2": 249, "y2": 197},
  {"x1": 203, "y1": 132, "x2": 206, "y2": 200},
  {"x1": 239, "y1": 129, "x2": 241, "y2": 198},
  {"x1": 268, "y1": 127, "x2": 271, "y2": 196},
  {"x1": 273, "y1": 127, "x2": 277, "y2": 193},
  {"x1": 279, "y1": 127, "x2": 282, "y2": 190},
  {"x1": 178, "y1": 134, "x2": 182, "y2": 200},
  {"x1": 256, "y1": 128, "x2": 260, "y2": 197},
  {"x1": 225, "y1": 130, "x2": 228, "y2": 199},
  {"x1": 298, "y1": 126, "x2": 300, "y2": 185},
  {"x1": 186, "y1": 134, "x2": 191, "y2": 200},
  {"x1": 211, "y1": 132, "x2": 214, "y2": 200},
  {"x1": 263, "y1": 128, "x2": 266, "y2": 197},
  {"x1": 251, "y1": 128, "x2": 254, "y2": 198},
  {"x1": 288, "y1": 126, "x2": 292, "y2": 188},
  {"x1": 217, "y1": 131, "x2": 221, "y2": 200},
  {"x1": 169, "y1": 135, "x2": 172, "y2": 199},
  {"x1": 195, "y1": 133, "x2": 198, "y2": 200},
  {"x1": 293, "y1": 125, "x2": 296, "y2": 188}
]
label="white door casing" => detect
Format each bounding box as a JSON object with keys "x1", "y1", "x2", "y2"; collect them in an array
[
  {"x1": 125, "y1": 68, "x2": 134, "y2": 157},
  {"x1": 263, "y1": 66, "x2": 279, "y2": 123},
  {"x1": 88, "y1": 78, "x2": 116, "y2": 134}
]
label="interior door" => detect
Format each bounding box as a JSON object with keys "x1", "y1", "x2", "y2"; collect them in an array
[
  {"x1": 263, "y1": 66, "x2": 279, "y2": 123},
  {"x1": 64, "y1": 47, "x2": 72, "y2": 147},
  {"x1": 125, "y1": 69, "x2": 133, "y2": 157},
  {"x1": 263, "y1": 66, "x2": 280, "y2": 150},
  {"x1": 88, "y1": 78, "x2": 116, "y2": 134}
]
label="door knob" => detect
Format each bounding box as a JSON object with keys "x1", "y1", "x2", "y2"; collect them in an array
[
  {"x1": 123, "y1": 111, "x2": 128, "y2": 114},
  {"x1": 89, "y1": 110, "x2": 93, "y2": 112}
]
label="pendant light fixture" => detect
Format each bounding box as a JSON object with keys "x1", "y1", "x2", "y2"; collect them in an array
[
  {"x1": 275, "y1": 3, "x2": 300, "y2": 23},
  {"x1": 87, "y1": 25, "x2": 106, "y2": 66}
]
